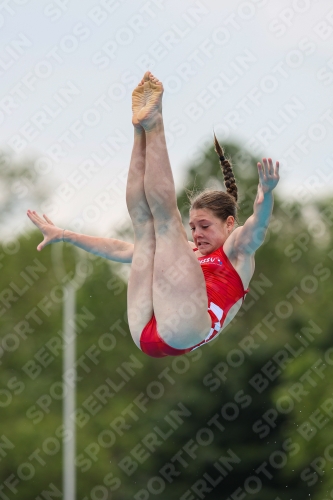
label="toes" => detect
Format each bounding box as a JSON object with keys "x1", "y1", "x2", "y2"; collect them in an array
[{"x1": 150, "y1": 74, "x2": 162, "y2": 86}]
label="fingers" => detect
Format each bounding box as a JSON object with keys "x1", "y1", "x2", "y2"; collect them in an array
[
  {"x1": 267, "y1": 158, "x2": 274, "y2": 175},
  {"x1": 257, "y1": 162, "x2": 265, "y2": 184},
  {"x1": 262, "y1": 158, "x2": 268, "y2": 176},
  {"x1": 33, "y1": 212, "x2": 45, "y2": 224},
  {"x1": 27, "y1": 210, "x2": 41, "y2": 228},
  {"x1": 27, "y1": 210, "x2": 52, "y2": 227},
  {"x1": 43, "y1": 214, "x2": 54, "y2": 225},
  {"x1": 260, "y1": 158, "x2": 276, "y2": 177},
  {"x1": 27, "y1": 210, "x2": 53, "y2": 251},
  {"x1": 27, "y1": 210, "x2": 43, "y2": 223},
  {"x1": 261, "y1": 158, "x2": 271, "y2": 176}
]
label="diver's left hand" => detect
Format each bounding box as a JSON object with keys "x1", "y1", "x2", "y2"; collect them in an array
[{"x1": 256, "y1": 158, "x2": 279, "y2": 203}]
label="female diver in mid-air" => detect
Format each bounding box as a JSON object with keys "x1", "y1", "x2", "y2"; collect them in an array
[{"x1": 27, "y1": 71, "x2": 279, "y2": 358}]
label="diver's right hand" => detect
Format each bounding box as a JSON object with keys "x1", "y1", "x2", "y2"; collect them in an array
[{"x1": 27, "y1": 210, "x2": 63, "y2": 251}]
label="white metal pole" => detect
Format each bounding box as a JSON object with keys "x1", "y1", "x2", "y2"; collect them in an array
[{"x1": 62, "y1": 284, "x2": 76, "y2": 500}]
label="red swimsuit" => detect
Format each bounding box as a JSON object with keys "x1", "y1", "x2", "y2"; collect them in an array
[{"x1": 139, "y1": 246, "x2": 249, "y2": 358}]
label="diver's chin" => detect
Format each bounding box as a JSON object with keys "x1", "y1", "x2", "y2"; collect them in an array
[{"x1": 197, "y1": 242, "x2": 210, "y2": 254}]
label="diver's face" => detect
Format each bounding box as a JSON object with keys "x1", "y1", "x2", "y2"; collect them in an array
[{"x1": 189, "y1": 208, "x2": 234, "y2": 255}]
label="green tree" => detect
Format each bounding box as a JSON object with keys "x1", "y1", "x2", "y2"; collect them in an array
[{"x1": 1, "y1": 142, "x2": 333, "y2": 499}]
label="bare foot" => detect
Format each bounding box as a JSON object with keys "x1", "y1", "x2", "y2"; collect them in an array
[
  {"x1": 132, "y1": 75, "x2": 146, "y2": 131},
  {"x1": 136, "y1": 71, "x2": 164, "y2": 131}
]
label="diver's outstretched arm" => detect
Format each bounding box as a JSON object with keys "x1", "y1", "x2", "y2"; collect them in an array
[
  {"x1": 229, "y1": 158, "x2": 280, "y2": 255},
  {"x1": 26, "y1": 210, "x2": 133, "y2": 262}
]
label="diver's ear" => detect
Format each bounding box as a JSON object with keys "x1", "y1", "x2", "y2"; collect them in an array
[{"x1": 226, "y1": 216, "x2": 235, "y2": 231}]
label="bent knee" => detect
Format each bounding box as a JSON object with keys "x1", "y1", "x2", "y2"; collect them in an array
[{"x1": 158, "y1": 311, "x2": 211, "y2": 349}]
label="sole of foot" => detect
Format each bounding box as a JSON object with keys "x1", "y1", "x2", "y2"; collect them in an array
[{"x1": 132, "y1": 71, "x2": 164, "y2": 131}]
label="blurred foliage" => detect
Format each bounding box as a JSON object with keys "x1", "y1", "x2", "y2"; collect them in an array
[
  {"x1": 0, "y1": 148, "x2": 50, "y2": 226},
  {"x1": 1, "y1": 142, "x2": 333, "y2": 499}
]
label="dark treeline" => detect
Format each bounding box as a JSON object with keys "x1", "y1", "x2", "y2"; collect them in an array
[{"x1": 1, "y1": 142, "x2": 333, "y2": 499}]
